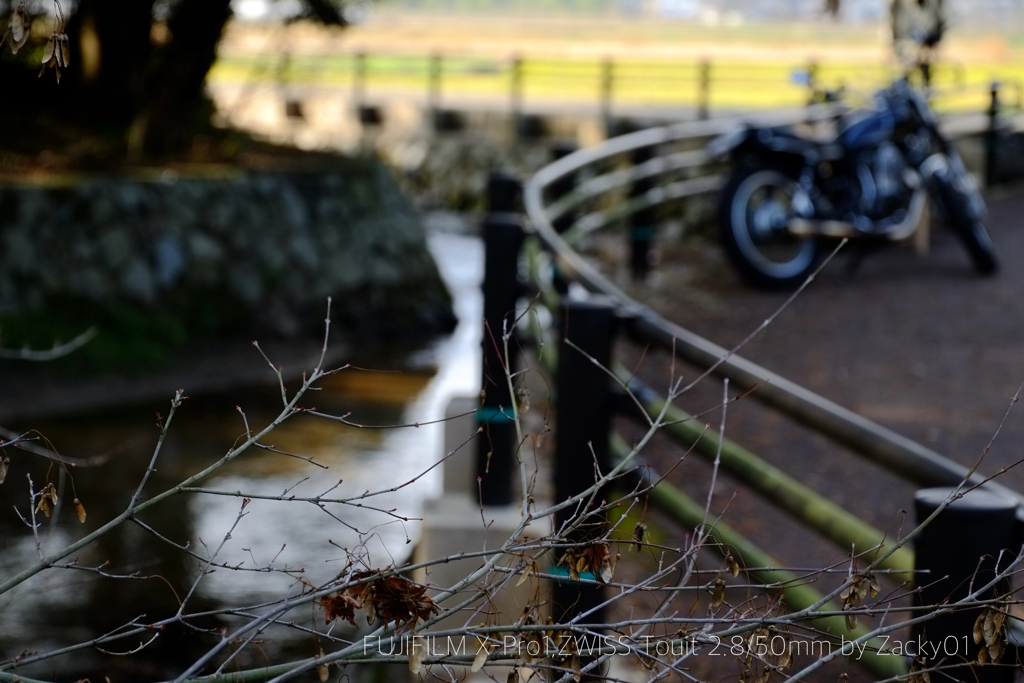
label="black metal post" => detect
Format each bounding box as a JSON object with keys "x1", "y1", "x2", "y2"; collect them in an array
[
  {"x1": 986, "y1": 81, "x2": 1001, "y2": 188},
  {"x1": 697, "y1": 60, "x2": 710, "y2": 120},
  {"x1": 549, "y1": 142, "x2": 578, "y2": 295},
  {"x1": 913, "y1": 488, "x2": 1017, "y2": 683},
  {"x1": 600, "y1": 59, "x2": 614, "y2": 138},
  {"x1": 510, "y1": 56, "x2": 524, "y2": 141},
  {"x1": 554, "y1": 298, "x2": 615, "y2": 625},
  {"x1": 629, "y1": 143, "x2": 656, "y2": 282},
  {"x1": 477, "y1": 173, "x2": 524, "y2": 507}
]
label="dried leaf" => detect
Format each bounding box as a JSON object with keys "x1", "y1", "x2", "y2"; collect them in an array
[
  {"x1": 59, "y1": 34, "x2": 70, "y2": 68},
  {"x1": 0, "y1": 456, "x2": 9, "y2": 485},
  {"x1": 317, "y1": 649, "x2": 329, "y2": 682},
  {"x1": 777, "y1": 640, "x2": 792, "y2": 669},
  {"x1": 472, "y1": 637, "x2": 490, "y2": 672},
  {"x1": 41, "y1": 34, "x2": 55, "y2": 65},
  {"x1": 755, "y1": 665, "x2": 771, "y2": 683},
  {"x1": 73, "y1": 497, "x2": 86, "y2": 523},
  {"x1": 507, "y1": 669, "x2": 519, "y2": 683},
  {"x1": 516, "y1": 560, "x2": 535, "y2": 587},
  {"x1": 843, "y1": 602, "x2": 857, "y2": 631},
  {"x1": 973, "y1": 611, "x2": 985, "y2": 644},
  {"x1": 409, "y1": 641, "x2": 425, "y2": 674},
  {"x1": 988, "y1": 637, "x2": 1006, "y2": 663},
  {"x1": 35, "y1": 483, "x2": 57, "y2": 518},
  {"x1": 9, "y1": 5, "x2": 28, "y2": 53},
  {"x1": 711, "y1": 578, "x2": 726, "y2": 608},
  {"x1": 909, "y1": 659, "x2": 931, "y2": 683},
  {"x1": 363, "y1": 583, "x2": 376, "y2": 625},
  {"x1": 598, "y1": 552, "x2": 617, "y2": 584},
  {"x1": 867, "y1": 573, "x2": 880, "y2": 598},
  {"x1": 978, "y1": 645, "x2": 989, "y2": 664},
  {"x1": 569, "y1": 652, "x2": 581, "y2": 681},
  {"x1": 633, "y1": 522, "x2": 647, "y2": 552},
  {"x1": 726, "y1": 554, "x2": 740, "y2": 578}
]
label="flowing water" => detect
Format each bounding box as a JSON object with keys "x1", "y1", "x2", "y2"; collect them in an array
[{"x1": 0, "y1": 231, "x2": 482, "y2": 680}]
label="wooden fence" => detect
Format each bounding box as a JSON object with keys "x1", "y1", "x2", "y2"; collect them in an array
[{"x1": 468, "y1": 97, "x2": 1024, "y2": 679}]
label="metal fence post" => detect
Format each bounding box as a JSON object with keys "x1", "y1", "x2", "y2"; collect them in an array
[
  {"x1": 986, "y1": 81, "x2": 1001, "y2": 188},
  {"x1": 510, "y1": 56, "x2": 524, "y2": 141},
  {"x1": 554, "y1": 297, "x2": 616, "y2": 625},
  {"x1": 478, "y1": 173, "x2": 524, "y2": 507},
  {"x1": 600, "y1": 58, "x2": 614, "y2": 138},
  {"x1": 629, "y1": 143, "x2": 656, "y2": 281},
  {"x1": 913, "y1": 488, "x2": 1017, "y2": 683},
  {"x1": 697, "y1": 59, "x2": 710, "y2": 120},
  {"x1": 549, "y1": 142, "x2": 578, "y2": 295}
]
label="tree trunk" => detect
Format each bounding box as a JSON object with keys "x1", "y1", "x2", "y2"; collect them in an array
[{"x1": 130, "y1": 0, "x2": 234, "y2": 157}]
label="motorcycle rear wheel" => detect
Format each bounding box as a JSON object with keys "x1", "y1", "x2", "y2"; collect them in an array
[
  {"x1": 719, "y1": 165, "x2": 821, "y2": 288},
  {"x1": 932, "y1": 172, "x2": 998, "y2": 274}
]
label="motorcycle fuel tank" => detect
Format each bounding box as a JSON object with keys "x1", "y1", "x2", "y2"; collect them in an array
[{"x1": 838, "y1": 109, "x2": 896, "y2": 151}]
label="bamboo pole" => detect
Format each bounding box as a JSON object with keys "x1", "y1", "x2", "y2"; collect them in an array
[
  {"x1": 610, "y1": 436, "x2": 908, "y2": 680},
  {"x1": 612, "y1": 365, "x2": 915, "y2": 579}
]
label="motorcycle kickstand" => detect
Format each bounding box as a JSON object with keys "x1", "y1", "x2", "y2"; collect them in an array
[{"x1": 844, "y1": 241, "x2": 880, "y2": 278}]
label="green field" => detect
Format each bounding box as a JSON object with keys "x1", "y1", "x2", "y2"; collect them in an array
[{"x1": 211, "y1": 17, "x2": 1024, "y2": 115}]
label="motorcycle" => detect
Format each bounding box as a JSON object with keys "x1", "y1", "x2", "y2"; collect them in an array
[{"x1": 706, "y1": 79, "x2": 998, "y2": 287}]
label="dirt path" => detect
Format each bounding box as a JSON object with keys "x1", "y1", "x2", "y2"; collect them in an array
[{"x1": 610, "y1": 188, "x2": 1024, "y2": 586}]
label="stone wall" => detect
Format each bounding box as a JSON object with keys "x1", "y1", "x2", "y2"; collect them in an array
[{"x1": 0, "y1": 159, "x2": 455, "y2": 339}]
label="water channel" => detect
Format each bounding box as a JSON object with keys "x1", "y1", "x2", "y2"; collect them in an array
[{"x1": 0, "y1": 230, "x2": 482, "y2": 680}]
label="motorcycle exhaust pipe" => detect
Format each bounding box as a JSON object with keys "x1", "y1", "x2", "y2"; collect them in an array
[{"x1": 787, "y1": 187, "x2": 926, "y2": 241}]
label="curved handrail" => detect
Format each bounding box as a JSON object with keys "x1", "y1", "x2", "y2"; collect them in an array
[{"x1": 522, "y1": 105, "x2": 1024, "y2": 506}]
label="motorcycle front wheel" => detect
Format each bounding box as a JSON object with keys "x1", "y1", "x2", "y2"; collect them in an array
[
  {"x1": 932, "y1": 172, "x2": 999, "y2": 274},
  {"x1": 719, "y1": 165, "x2": 821, "y2": 288}
]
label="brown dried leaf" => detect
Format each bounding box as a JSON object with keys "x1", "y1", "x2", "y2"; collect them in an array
[
  {"x1": 472, "y1": 637, "x2": 490, "y2": 672},
  {"x1": 633, "y1": 522, "x2": 647, "y2": 552},
  {"x1": 570, "y1": 652, "x2": 581, "y2": 681},
  {"x1": 867, "y1": 573, "x2": 880, "y2": 598},
  {"x1": 988, "y1": 636, "x2": 1006, "y2": 663},
  {"x1": 982, "y1": 609, "x2": 997, "y2": 646},
  {"x1": 711, "y1": 578, "x2": 726, "y2": 608},
  {"x1": 9, "y1": 6, "x2": 28, "y2": 53},
  {"x1": 35, "y1": 483, "x2": 57, "y2": 518},
  {"x1": 843, "y1": 603, "x2": 857, "y2": 631},
  {"x1": 777, "y1": 640, "x2": 792, "y2": 669},
  {"x1": 507, "y1": 669, "x2": 519, "y2": 683},
  {"x1": 909, "y1": 659, "x2": 931, "y2": 683},
  {"x1": 727, "y1": 554, "x2": 740, "y2": 578},
  {"x1": 41, "y1": 34, "x2": 55, "y2": 66},
  {"x1": 59, "y1": 34, "x2": 70, "y2": 68},
  {"x1": 409, "y1": 641, "x2": 425, "y2": 674},
  {"x1": 990, "y1": 609, "x2": 1007, "y2": 640},
  {"x1": 73, "y1": 497, "x2": 86, "y2": 523},
  {"x1": 318, "y1": 591, "x2": 360, "y2": 626},
  {"x1": 317, "y1": 649, "x2": 329, "y2": 682},
  {"x1": 974, "y1": 611, "x2": 985, "y2": 644},
  {"x1": 754, "y1": 666, "x2": 771, "y2": 683},
  {"x1": 516, "y1": 560, "x2": 536, "y2": 587},
  {"x1": 598, "y1": 551, "x2": 617, "y2": 584},
  {"x1": 0, "y1": 456, "x2": 9, "y2": 485},
  {"x1": 978, "y1": 645, "x2": 989, "y2": 664}
]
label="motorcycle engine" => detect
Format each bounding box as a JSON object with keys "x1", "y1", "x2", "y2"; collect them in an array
[
  {"x1": 873, "y1": 142, "x2": 904, "y2": 199},
  {"x1": 861, "y1": 141, "x2": 909, "y2": 217}
]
